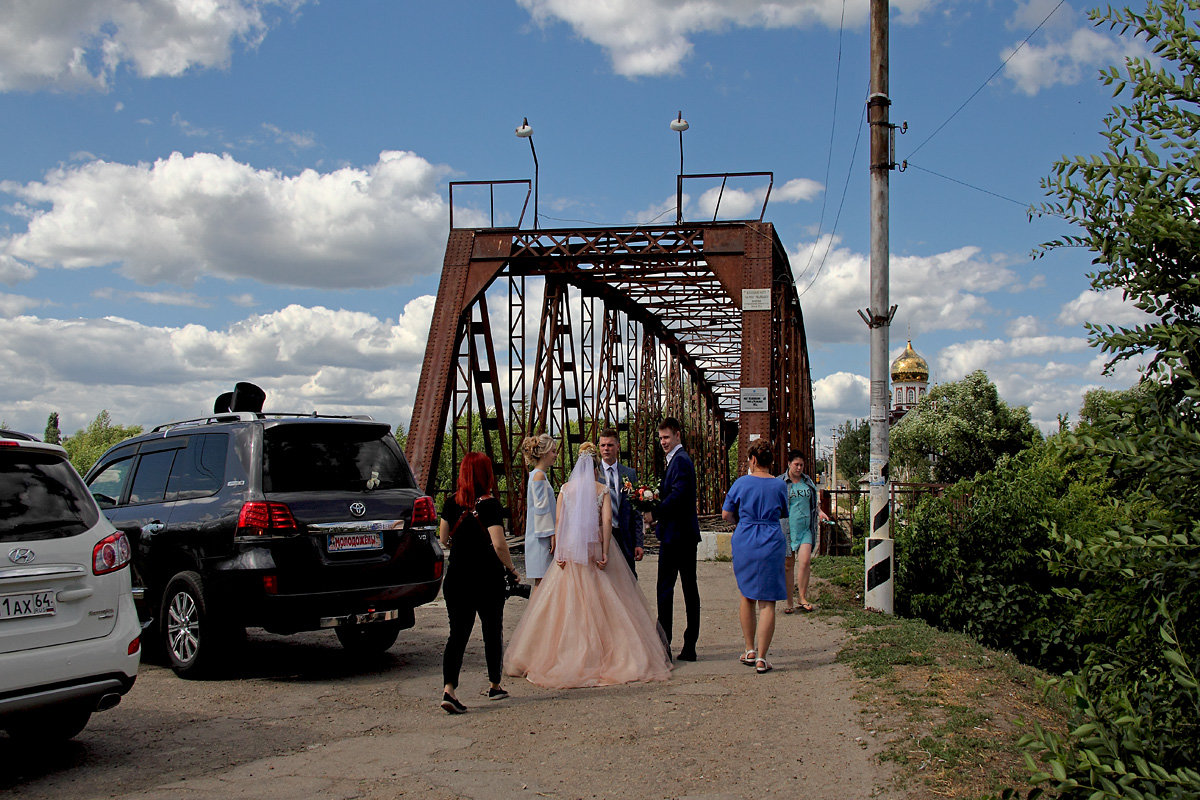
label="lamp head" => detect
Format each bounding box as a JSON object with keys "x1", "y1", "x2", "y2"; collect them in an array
[
  {"x1": 670, "y1": 111, "x2": 689, "y2": 132},
  {"x1": 515, "y1": 117, "x2": 534, "y2": 138}
]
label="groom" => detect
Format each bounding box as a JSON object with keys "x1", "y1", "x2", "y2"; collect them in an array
[
  {"x1": 599, "y1": 428, "x2": 643, "y2": 577},
  {"x1": 647, "y1": 416, "x2": 701, "y2": 661}
]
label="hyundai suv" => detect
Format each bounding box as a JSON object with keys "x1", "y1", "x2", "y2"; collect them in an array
[
  {"x1": 1, "y1": 429, "x2": 141, "y2": 740},
  {"x1": 84, "y1": 399, "x2": 443, "y2": 678}
]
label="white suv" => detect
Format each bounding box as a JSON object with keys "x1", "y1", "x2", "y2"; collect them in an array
[{"x1": 0, "y1": 430, "x2": 141, "y2": 741}]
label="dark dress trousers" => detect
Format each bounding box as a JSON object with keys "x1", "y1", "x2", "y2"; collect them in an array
[{"x1": 653, "y1": 449, "x2": 701, "y2": 651}]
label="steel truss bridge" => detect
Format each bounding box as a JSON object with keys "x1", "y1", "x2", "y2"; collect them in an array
[{"x1": 406, "y1": 184, "x2": 815, "y2": 531}]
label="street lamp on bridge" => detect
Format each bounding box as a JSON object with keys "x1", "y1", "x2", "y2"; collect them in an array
[
  {"x1": 515, "y1": 117, "x2": 538, "y2": 229},
  {"x1": 670, "y1": 111, "x2": 689, "y2": 223}
]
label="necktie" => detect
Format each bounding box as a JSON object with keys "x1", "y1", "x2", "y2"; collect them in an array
[{"x1": 607, "y1": 466, "x2": 619, "y2": 522}]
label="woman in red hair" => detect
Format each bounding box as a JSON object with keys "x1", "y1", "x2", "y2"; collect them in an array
[{"x1": 437, "y1": 452, "x2": 521, "y2": 713}]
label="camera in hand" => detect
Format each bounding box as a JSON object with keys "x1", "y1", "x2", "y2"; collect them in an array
[{"x1": 504, "y1": 569, "x2": 532, "y2": 599}]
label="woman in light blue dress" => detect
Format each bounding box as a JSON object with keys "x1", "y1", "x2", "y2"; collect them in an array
[
  {"x1": 722, "y1": 438, "x2": 789, "y2": 674},
  {"x1": 522, "y1": 433, "x2": 559, "y2": 583}
]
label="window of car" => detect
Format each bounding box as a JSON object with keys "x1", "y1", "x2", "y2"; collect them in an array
[
  {"x1": 0, "y1": 450, "x2": 100, "y2": 542},
  {"x1": 127, "y1": 449, "x2": 178, "y2": 505},
  {"x1": 165, "y1": 434, "x2": 228, "y2": 501},
  {"x1": 88, "y1": 456, "x2": 134, "y2": 508},
  {"x1": 262, "y1": 423, "x2": 414, "y2": 493}
]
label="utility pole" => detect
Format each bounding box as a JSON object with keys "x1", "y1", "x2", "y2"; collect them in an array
[{"x1": 859, "y1": 0, "x2": 897, "y2": 614}]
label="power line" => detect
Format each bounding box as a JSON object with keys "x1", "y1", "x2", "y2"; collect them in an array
[
  {"x1": 905, "y1": 161, "x2": 1068, "y2": 219},
  {"x1": 907, "y1": 0, "x2": 1069, "y2": 159},
  {"x1": 794, "y1": 0, "x2": 849, "y2": 288}
]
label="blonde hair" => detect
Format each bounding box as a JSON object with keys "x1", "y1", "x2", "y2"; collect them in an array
[
  {"x1": 578, "y1": 441, "x2": 597, "y2": 457},
  {"x1": 577, "y1": 441, "x2": 603, "y2": 480},
  {"x1": 522, "y1": 433, "x2": 557, "y2": 467}
]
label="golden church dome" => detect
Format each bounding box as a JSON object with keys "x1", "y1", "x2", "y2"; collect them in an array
[{"x1": 891, "y1": 340, "x2": 929, "y2": 383}]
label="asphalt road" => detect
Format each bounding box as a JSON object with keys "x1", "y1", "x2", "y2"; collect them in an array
[{"x1": 1, "y1": 556, "x2": 896, "y2": 800}]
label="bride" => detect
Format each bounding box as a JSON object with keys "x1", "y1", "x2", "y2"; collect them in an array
[{"x1": 504, "y1": 442, "x2": 672, "y2": 688}]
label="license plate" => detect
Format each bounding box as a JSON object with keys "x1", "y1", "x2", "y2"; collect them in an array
[
  {"x1": 0, "y1": 589, "x2": 56, "y2": 620},
  {"x1": 327, "y1": 532, "x2": 383, "y2": 552}
]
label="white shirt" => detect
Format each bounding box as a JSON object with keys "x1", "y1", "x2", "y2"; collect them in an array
[
  {"x1": 603, "y1": 461, "x2": 621, "y2": 527},
  {"x1": 665, "y1": 443, "x2": 684, "y2": 467}
]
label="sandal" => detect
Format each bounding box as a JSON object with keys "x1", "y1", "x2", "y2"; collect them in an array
[
  {"x1": 739, "y1": 649, "x2": 758, "y2": 665},
  {"x1": 783, "y1": 606, "x2": 796, "y2": 614},
  {"x1": 798, "y1": 601, "x2": 815, "y2": 613},
  {"x1": 755, "y1": 657, "x2": 773, "y2": 674}
]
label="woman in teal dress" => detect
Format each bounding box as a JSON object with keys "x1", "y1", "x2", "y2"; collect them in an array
[{"x1": 721, "y1": 438, "x2": 789, "y2": 674}]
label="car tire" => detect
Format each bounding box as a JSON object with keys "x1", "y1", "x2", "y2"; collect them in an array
[
  {"x1": 161, "y1": 571, "x2": 229, "y2": 678},
  {"x1": 4, "y1": 702, "x2": 92, "y2": 741},
  {"x1": 335, "y1": 621, "x2": 402, "y2": 655}
]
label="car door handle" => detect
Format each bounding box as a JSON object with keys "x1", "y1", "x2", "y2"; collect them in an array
[{"x1": 144, "y1": 521, "x2": 165, "y2": 534}]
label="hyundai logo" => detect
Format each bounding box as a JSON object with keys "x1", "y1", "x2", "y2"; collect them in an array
[
  {"x1": 8, "y1": 548, "x2": 35, "y2": 564},
  {"x1": 349, "y1": 502, "x2": 366, "y2": 518}
]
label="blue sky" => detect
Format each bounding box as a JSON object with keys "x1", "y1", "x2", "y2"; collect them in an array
[{"x1": 0, "y1": 0, "x2": 1150, "y2": 452}]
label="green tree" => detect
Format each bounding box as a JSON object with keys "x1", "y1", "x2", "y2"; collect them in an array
[
  {"x1": 834, "y1": 418, "x2": 869, "y2": 485},
  {"x1": 890, "y1": 370, "x2": 1041, "y2": 484},
  {"x1": 43, "y1": 412, "x2": 61, "y2": 444},
  {"x1": 1016, "y1": 2, "x2": 1200, "y2": 797},
  {"x1": 63, "y1": 411, "x2": 142, "y2": 475}
]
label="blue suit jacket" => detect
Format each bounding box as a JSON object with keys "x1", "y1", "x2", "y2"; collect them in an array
[
  {"x1": 606, "y1": 462, "x2": 643, "y2": 561},
  {"x1": 654, "y1": 449, "x2": 701, "y2": 546}
]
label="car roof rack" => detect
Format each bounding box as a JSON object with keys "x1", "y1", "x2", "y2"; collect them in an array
[{"x1": 151, "y1": 411, "x2": 376, "y2": 433}]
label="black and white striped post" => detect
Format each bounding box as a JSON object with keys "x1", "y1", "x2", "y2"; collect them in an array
[{"x1": 862, "y1": 0, "x2": 895, "y2": 614}]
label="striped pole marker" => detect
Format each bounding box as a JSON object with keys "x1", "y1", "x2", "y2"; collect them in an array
[{"x1": 864, "y1": 460, "x2": 894, "y2": 613}]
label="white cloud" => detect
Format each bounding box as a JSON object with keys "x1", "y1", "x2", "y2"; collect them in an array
[
  {"x1": 811, "y1": 370, "x2": 870, "y2": 438},
  {"x1": 0, "y1": 299, "x2": 435, "y2": 436},
  {"x1": 792, "y1": 236, "x2": 1022, "y2": 343},
  {"x1": 0, "y1": 292, "x2": 41, "y2": 317},
  {"x1": 773, "y1": 178, "x2": 824, "y2": 203},
  {"x1": 1003, "y1": 22, "x2": 1143, "y2": 95},
  {"x1": 92, "y1": 287, "x2": 211, "y2": 307},
  {"x1": 516, "y1": 0, "x2": 941, "y2": 77},
  {"x1": 1057, "y1": 288, "x2": 1154, "y2": 329},
  {"x1": 0, "y1": 150, "x2": 466, "y2": 289},
  {"x1": 1006, "y1": 314, "x2": 1043, "y2": 337},
  {"x1": 937, "y1": 335, "x2": 1090, "y2": 378},
  {"x1": 0, "y1": 0, "x2": 303, "y2": 92}
]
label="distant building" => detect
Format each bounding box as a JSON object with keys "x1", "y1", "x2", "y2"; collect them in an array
[{"x1": 889, "y1": 339, "x2": 929, "y2": 425}]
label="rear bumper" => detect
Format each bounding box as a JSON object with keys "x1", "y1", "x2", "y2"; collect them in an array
[
  {"x1": 243, "y1": 578, "x2": 442, "y2": 635},
  {"x1": 0, "y1": 591, "x2": 141, "y2": 718}
]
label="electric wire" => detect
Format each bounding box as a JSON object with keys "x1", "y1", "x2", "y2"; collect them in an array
[
  {"x1": 793, "y1": 0, "x2": 849, "y2": 289},
  {"x1": 907, "y1": 0, "x2": 1069, "y2": 159},
  {"x1": 903, "y1": 160, "x2": 1064, "y2": 216}
]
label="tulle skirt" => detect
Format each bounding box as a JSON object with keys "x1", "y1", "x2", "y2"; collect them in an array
[{"x1": 504, "y1": 545, "x2": 672, "y2": 689}]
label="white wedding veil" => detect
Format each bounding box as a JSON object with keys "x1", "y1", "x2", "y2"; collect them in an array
[{"x1": 556, "y1": 450, "x2": 602, "y2": 565}]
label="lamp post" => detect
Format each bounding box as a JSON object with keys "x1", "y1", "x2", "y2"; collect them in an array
[
  {"x1": 515, "y1": 117, "x2": 538, "y2": 229},
  {"x1": 670, "y1": 111, "x2": 689, "y2": 223}
]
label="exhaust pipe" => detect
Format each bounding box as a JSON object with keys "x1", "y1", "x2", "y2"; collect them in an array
[{"x1": 95, "y1": 693, "x2": 122, "y2": 712}]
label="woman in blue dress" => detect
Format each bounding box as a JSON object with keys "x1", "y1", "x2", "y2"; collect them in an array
[
  {"x1": 722, "y1": 438, "x2": 789, "y2": 674},
  {"x1": 522, "y1": 433, "x2": 559, "y2": 584}
]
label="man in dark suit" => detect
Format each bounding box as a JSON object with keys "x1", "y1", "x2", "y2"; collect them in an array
[
  {"x1": 646, "y1": 417, "x2": 701, "y2": 661},
  {"x1": 598, "y1": 428, "x2": 643, "y2": 576}
]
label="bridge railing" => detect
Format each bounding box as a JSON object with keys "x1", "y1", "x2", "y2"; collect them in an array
[{"x1": 448, "y1": 179, "x2": 532, "y2": 230}]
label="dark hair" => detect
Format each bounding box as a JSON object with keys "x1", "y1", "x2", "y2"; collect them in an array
[
  {"x1": 787, "y1": 449, "x2": 804, "y2": 463},
  {"x1": 599, "y1": 427, "x2": 619, "y2": 441},
  {"x1": 658, "y1": 417, "x2": 682, "y2": 435},
  {"x1": 455, "y1": 452, "x2": 495, "y2": 510},
  {"x1": 747, "y1": 438, "x2": 774, "y2": 469}
]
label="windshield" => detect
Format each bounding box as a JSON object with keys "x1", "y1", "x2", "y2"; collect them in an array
[
  {"x1": 0, "y1": 451, "x2": 100, "y2": 541},
  {"x1": 262, "y1": 423, "x2": 414, "y2": 493}
]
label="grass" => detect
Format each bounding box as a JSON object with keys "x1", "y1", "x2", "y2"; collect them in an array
[{"x1": 811, "y1": 556, "x2": 1069, "y2": 800}]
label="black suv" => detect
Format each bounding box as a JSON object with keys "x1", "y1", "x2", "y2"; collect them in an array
[{"x1": 84, "y1": 399, "x2": 442, "y2": 677}]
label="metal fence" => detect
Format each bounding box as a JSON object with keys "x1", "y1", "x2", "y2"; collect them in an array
[{"x1": 818, "y1": 482, "x2": 956, "y2": 555}]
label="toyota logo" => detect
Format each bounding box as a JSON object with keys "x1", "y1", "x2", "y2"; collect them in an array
[
  {"x1": 349, "y1": 502, "x2": 366, "y2": 518},
  {"x1": 8, "y1": 548, "x2": 35, "y2": 564}
]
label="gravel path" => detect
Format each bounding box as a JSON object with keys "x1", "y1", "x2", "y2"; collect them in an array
[{"x1": 3, "y1": 556, "x2": 896, "y2": 800}]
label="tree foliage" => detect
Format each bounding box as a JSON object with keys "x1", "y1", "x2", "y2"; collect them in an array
[
  {"x1": 834, "y1": 418, "x2": 869, "y2": 485},
  {"x1": 890, "y1": 371, "x2": 1042, "y2": 484},
  {"x1": 1015, "y1": 2, "x2": 1200, "y2": 797},
  {"x1": 43, "y1": 412, "x2": 61, "y2": 444},
  {"x1": 63, "y1": 411, "x2": 142, "y2": 475}
]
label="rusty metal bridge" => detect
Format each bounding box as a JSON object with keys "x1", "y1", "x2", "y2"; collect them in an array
[{"x1": 405, "y1": 176, "x2": 815, "y2": 530}]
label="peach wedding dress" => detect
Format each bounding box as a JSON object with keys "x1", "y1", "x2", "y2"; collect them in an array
[{"x1": 504, "y1": 454, "x2": 672, "y2": 689}]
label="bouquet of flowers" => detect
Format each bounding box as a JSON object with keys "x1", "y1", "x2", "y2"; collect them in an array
[{"x1": 623, "y1": 478, "x2": 661, "y2": 513}]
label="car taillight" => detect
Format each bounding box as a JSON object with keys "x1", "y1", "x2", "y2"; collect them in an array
[
  {"x1": 128, "y1": 636, "x2": 141, "y2": 655},
  {"x1": 412, "y1": 495, "x2": 436, "y2": 526},
  {"x1": 237, "y1": 501, "x2": 298, "y2": 536},
  {"x1": 262, "y1": 575, "x2": 278, "y2": 594},
  {"x1": 433, "y1": 559, "x2": 444, "y2": 580},
  {"x1": 93, "y1": 531, "x2": 132, "y2": 575}
]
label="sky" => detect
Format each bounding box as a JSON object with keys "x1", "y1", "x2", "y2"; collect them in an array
[{"x1": 0, "y1": 0, "x2": 1153, "y2": 455}]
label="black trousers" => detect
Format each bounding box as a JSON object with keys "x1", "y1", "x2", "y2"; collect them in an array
[
  {"x1": 442, "y1": 574, "x2": 505, "y2": 688},
  {"x1": 656, "y1": 538, "x2": 700, "y2": 649}
]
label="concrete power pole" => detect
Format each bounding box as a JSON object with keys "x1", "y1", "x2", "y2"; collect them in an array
[{"x1": 860, "y1": 0, "x2": 896, "y2": 614}]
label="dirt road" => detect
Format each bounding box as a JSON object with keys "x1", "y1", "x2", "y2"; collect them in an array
[{"x1": 2, "y1": 556, "x2": 895, "y2": 800}]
